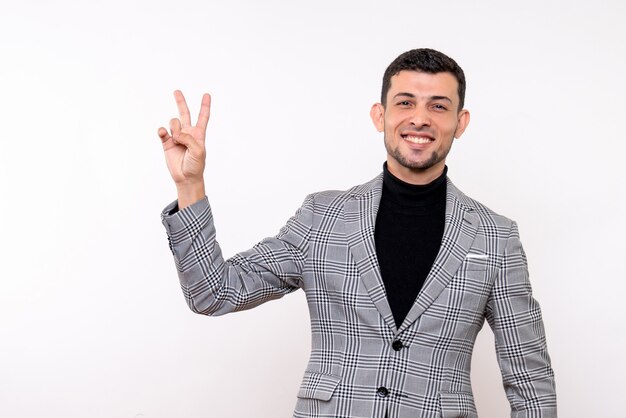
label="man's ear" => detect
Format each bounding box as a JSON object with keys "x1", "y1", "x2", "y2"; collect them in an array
[
  {"x1": 454, "y1": 109, "x2": 470, "y2": 138},
  {"x1": 370, "y1": 103, "x2": 385, "y2": 132}
]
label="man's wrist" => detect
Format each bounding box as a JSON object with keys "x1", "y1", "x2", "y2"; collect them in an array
[{"x1": 176, "y1": 180, "x2": 206, "y2": 210}]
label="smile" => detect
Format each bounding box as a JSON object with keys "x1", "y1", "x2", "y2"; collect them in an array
[{"x1": 402, "y1": 135, "x2": 434, "y2": 144}]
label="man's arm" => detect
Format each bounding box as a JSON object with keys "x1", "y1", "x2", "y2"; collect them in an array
[
  {"x1": 161, "y1": 194, "x2": 312, "y2": 315},
  {"x1": 158, "y1": 91, "x2": 309, "y2": 315},
  {"x1": 485, "y1": 221, "x2": 557, "y2": 418}
]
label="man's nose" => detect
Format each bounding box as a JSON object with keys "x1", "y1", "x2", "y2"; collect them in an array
[{"x1": 410, "y1": 106, "x2": 431, "y2": 127}]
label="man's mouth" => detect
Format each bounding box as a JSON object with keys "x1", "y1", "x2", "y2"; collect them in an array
[{"x1": 401, "y1": 134, "x2": 434, "y2": 144}]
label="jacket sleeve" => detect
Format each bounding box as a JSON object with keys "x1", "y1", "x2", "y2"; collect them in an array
[
  {"x1": 485, "y1": 221, "x2": 557, "y2": 418},
  {"x1": 161, "y1": 195, "x2": 313, "y2": 316}
]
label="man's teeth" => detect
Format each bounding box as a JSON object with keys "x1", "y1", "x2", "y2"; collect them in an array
[{"x1": 404, "y1": 135, "x2": 432, "y2": 144}]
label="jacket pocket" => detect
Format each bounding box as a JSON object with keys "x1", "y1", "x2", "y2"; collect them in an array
[
  {"x1": 439, "y1": 391, "x2": 478, "y2": 418},
  {"x1": 297, "y1": 371, "x2": 342, "y2": 401}
]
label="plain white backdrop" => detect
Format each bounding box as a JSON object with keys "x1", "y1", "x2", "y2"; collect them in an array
[{"x1": 1, "y1": 1, "x2": 624, "y2": 417}]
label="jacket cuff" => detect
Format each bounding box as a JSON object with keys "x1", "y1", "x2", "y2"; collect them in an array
[{"x1": 161, "y1": 197, "x2": 211, "y2": 253}]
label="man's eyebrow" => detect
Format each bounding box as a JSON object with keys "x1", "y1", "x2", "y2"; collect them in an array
[
  {"x1": 393, "y1": 92, "x2": 416, "y2": 99},
  {"x1": 392, "y1": 92, "x2": 453, "y2": 103},
  {"x1": 430, "y1": 95, "x2": 453, "y2": 103}
]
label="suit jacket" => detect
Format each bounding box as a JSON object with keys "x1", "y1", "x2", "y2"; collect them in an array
[{"x1": 161, "y1": 174, "x2": 557, "y2": 418}]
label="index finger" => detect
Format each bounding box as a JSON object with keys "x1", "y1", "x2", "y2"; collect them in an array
[
  {"x1": 196, "y1": 93, "x2": 211, "y2": 131},
  {"x1": 174, "y1": 90, "x2": 192, "y2": 128}
]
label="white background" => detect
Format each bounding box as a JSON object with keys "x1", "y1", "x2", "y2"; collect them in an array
[{"x1": 1, "y1": 1, "x2": 624, "y2": 417}]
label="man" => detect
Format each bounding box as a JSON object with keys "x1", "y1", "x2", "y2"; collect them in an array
[{"x1": 158, "y1": 49, "x2": 557, "y2": 418}]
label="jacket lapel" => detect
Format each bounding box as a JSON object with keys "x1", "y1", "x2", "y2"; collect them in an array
[
  {"x1": 344, "y1": 174, "x2": 398, "y2": 333},
  {"x1": 398, "y1": 180, "x2": 480, "y2": 333}
]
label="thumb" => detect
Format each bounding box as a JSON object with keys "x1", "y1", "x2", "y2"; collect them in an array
[{"x1": 173, "y1": 132, "x2": 205, "y2": 158}]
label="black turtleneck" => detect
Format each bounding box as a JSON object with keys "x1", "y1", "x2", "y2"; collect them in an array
[{"x1": 374, "y1": 163, "x2": 447, "y2": 329}]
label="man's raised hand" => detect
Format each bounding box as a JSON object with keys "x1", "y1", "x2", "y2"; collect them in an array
[{"x1": 158, "y1": 90, "x2": 211, "y2": 208}]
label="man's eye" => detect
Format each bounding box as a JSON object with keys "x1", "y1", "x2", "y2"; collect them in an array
[
  {"x1": 398, "y1": 101, "x2": 411, "y2": 106},
  {"x1": 432, "y1": 104, "x2": 448, "y2": 111}
]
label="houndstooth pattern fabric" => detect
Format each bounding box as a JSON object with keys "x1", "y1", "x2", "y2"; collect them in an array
[{"x1": 161, "y1": 174, "x2": 557, "y2": 418}]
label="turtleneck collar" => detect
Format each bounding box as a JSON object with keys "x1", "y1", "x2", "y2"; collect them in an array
[{"x1": 382, "y1": 162, "x2": 448, "y2": 209}]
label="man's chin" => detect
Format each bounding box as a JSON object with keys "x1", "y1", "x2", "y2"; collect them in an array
[{"x1": 395, "y1": 156, "x2": 441, "y2": 171}]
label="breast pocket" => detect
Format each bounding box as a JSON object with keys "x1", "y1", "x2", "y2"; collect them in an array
[
  {"x1": 455, "y1": 253, "x2": 495, "y2": 286},
  {"x1": 442, "y1": 258, "x2": 493, "y2": 318}
]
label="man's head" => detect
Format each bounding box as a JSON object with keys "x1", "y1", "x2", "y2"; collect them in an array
[
  {"x1": 381, "y1": 48, "x2": 466, "y2": 110},
  {"x1": 371, "y1": 48, "x2": 470, "y2": 185}
]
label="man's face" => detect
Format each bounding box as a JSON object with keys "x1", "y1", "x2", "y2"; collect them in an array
[{"x1": 370, "y1": 70, "x2": 470, "y2": 184}]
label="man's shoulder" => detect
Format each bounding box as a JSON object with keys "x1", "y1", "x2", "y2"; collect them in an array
[{"x1": 308, "y1": 173, "x2": 383, "y2": 206}]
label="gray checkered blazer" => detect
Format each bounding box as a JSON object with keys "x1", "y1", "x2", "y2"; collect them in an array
[{"x1": 162, "y1": 174, "x2": 557, "y2": 418}]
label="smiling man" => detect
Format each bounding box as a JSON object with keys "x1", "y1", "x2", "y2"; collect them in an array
[
  {"x1": 372, "y1": 70, "x2": 469, "y2": 183},
  {"x1": 159, "y1": 48, "x2": 557, "y2": 418}
]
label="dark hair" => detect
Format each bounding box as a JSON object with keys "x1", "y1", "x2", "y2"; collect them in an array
[{"x1": 381, "y1": 48, "x2": 466, "y2": 110}]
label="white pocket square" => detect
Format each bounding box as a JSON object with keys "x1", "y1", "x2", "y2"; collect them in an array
[{"x1": 466, "y1": 253, "x2": 489, "y2": 260}]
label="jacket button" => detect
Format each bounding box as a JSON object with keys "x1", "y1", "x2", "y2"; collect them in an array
[
  {"x1": 376, "y1": 386, "x2": 389, "y2": 398},
  {"x1": 391, "y1": 340, "x2": 403, "y2": 351}
]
